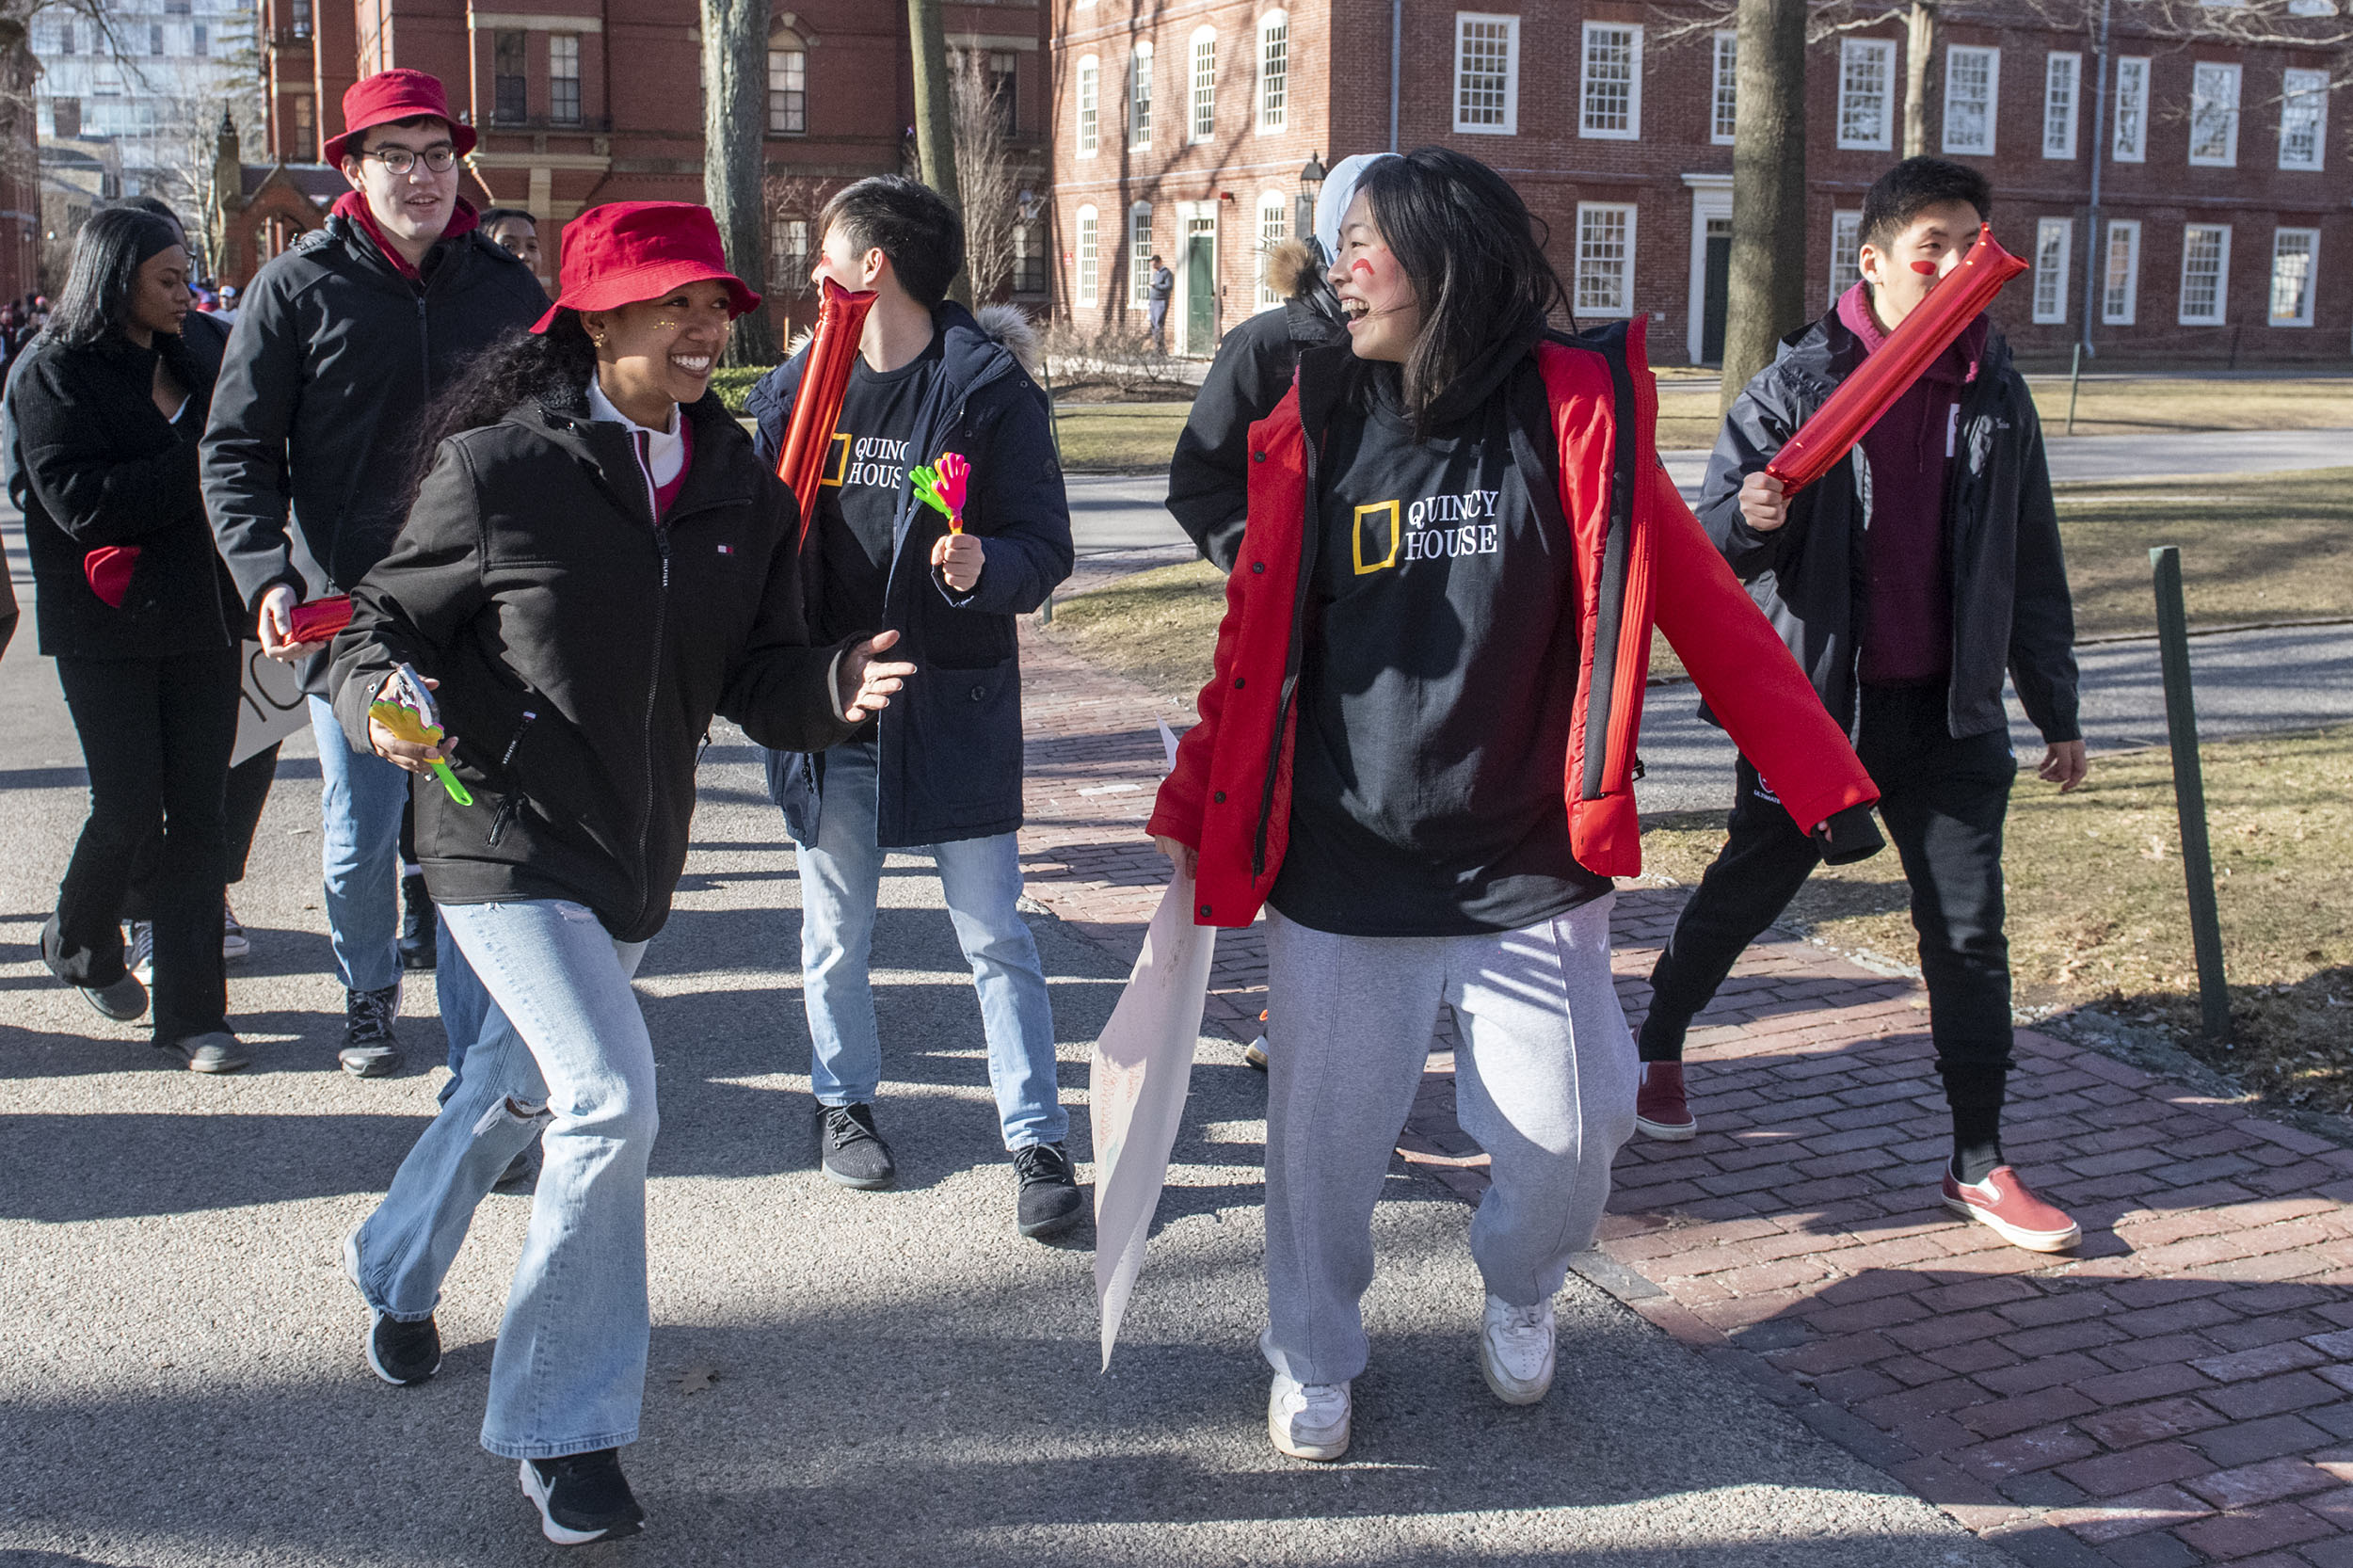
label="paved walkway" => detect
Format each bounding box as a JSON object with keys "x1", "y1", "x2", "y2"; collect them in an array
[{"x1": 1013, "y1": 619, "x2": 2353, "y2": 1568}]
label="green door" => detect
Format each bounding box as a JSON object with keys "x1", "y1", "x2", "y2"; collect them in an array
[
  {"x1": 1186, "y1": 233, "x2": 1216, "y2": 353},
  {"x1": 1702, "y1": 223, "x2": 1732, "y2": 365}
]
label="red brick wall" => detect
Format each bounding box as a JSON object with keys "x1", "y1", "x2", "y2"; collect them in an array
[{"x1": 1051, "y1": 0, "x2": 2352, "y2": 367}]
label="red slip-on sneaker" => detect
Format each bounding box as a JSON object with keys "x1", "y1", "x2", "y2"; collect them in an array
[
  {"x1": 1635, "y1": 1062, "x2": 1697, "y2": 1142},
  {"x1": 1942, "y1": 1165, "x2": 2082, "y2": 1253}
]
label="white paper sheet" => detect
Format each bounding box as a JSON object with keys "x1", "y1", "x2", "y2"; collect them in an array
[
  {"x1": 1090, "y1": 872, "x2": 1216, "y2": 1371},
  {"x1": 232, "y1": 643, "x2": 311, "y2": 767}
]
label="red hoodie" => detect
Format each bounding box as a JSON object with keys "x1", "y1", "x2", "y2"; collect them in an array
[{"x1": 331, "y1": 189, "x2": 481, "y2": 281}]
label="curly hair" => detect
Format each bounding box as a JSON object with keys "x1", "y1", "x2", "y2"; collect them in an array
[{"x1": 406, "y1": 310, "x2": 598, "y2": 502}]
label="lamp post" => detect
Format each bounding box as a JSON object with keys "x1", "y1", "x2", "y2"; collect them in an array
[{"x1": 1296, "y1": 152, "x2": 1326, "y2": 252}]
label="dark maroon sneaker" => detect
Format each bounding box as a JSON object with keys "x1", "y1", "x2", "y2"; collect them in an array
[
  {"x1": 1634, "y1": 1062, "x2": 1696, "y2": 1141},
  {"x1": 1943, "y1": 1164, "x2": 2081, "y2": 1253}
]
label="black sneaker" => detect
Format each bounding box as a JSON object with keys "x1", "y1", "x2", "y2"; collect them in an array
[
  {"x1": 343, "y1": 1225, "x2": 440, "y2": 1385},
  {"x1": 815, "y1": 1102, "x2": 895, "y2": 1190},
  {"x1": 1013, "y1": 1142, "x2": 1083, "y2": 1239},
  {"x1": 520, "y1": 1448, "x2": 646, "y2": 1545},
  {"x1": 341, "y1": 984, "x2": 402, "y2": 1077},
  {"x1": 397, "y1": 872, "x2": 437, "y2": 971},
  {"x1": 73, "y1": 969, "x2": 150, "y2": 1023}
]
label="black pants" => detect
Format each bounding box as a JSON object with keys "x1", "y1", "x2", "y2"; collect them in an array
[
  {"x1": 1642, "y1": 683, "x2": 2017, "y2": 1121},
  {"x1": 125, "y1": 742, "x2": 279, "y2": 920},
  {"x1": 43, "y1": 648, "x2": 242, "y2": 1043}
]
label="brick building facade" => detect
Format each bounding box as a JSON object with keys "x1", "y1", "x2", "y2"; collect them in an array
[
  {"x1": 1049, "y1": 0, "x2": 2353, "y2": 364},
  {"x1": 250, "y1": 0, "x2": 1050, "y2": 331}
]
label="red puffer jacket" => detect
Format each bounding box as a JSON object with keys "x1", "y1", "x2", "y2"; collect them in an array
[{"x1": 1147, "y1": 318, "x2": 1881, "y2": 930}]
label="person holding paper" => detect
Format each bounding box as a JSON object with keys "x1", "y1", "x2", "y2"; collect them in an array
[
  {"x1": 203, "y1": 69, "x2": 547, "y2": 1078},
  {"x1": 747, "y1": 176, "x2": 1080, "y2": 1237},
  {"x1": 1635, "y1": 158, "x2": 2086, "y2": 1256},
  {"x1": 329, "y1": 201, "x2": 912, "y2": 1546},
  {"x1": 12, "y1": 207, "x2": 250, "y2": 1072},
  {"x1": 1148, "y1": 148, "x2": 1882, "y2": 1463}
]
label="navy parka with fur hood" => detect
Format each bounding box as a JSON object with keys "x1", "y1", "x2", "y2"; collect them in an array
[{"x1": 746, "y1": 301, "x2": 1073, "y2": 848}]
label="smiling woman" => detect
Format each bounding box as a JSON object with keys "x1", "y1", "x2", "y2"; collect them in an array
[{"x1": 322, "y1": 200, "x2": 916, "y2": 1548}]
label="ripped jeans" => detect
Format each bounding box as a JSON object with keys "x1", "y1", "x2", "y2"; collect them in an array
[{"x1": 347, "y1": 899, "x2": 654, "y2": 1460}]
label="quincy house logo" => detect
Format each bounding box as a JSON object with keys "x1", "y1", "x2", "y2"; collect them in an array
[{"x1": 1353, "y1": 488, "x2": 1506, "y2": 574}]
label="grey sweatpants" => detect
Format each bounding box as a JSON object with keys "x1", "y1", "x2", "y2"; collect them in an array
[{"x1": 1262, "y1": 897, "x2": 1640, "y2": 1386}]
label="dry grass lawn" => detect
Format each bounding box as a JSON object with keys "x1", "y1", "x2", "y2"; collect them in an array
[{"x1": 1639, "y1": 725, "x2": 2353, "y2": 1117}]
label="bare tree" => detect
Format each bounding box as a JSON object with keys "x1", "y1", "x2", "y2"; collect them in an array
[
  {"x1": 1721, "y1": 0, "x2": 1811, "y2": 413},
  {"x1": 701, "y1": 0, "x2": 779, "y2": 365},
  {"x1": 948, "y1": 49, "x2": 1021, "y2": 306},
  {"x1": 761, "y1": 168, "x2": 832, "y2": 311},
  {"x1": 905, "y1": 0, "x2": 968, "y2": 305}
]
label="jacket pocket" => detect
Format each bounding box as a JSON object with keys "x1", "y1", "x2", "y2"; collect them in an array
[
  {"x1": 916, "y1": 589, "x2": 1016, "y2": 670},
  {"x1": 902, "y1": 655, "x2": 1022, "y2": 832}
]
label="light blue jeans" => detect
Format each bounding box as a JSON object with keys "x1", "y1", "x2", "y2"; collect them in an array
[
  {"x1": 795, "y1": 737, "x2": 1066, "y2": 1150},
  {"x1": 308, "y1": 695, "x2": 408, "y2": 995},
  {"x1": 436, "y1": 908, "x2": 491, "y2": 1104},
  {"x1": 348, "y1": 899, "x2": 655, "y2": 1460}
]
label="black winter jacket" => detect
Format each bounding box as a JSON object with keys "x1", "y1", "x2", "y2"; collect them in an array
[
  {"x1": 1165, "y1": 241, "x2": 1349, "y2": 571},
  {"x1": 10, "y1": 328, "x2": 241, "y2": 660},
  {"x1": 329, "y1": 391, "x2": 857, "y2": 943},
  {"x1": 203, "y1": 214, "x2": 547, "y2": 633},
  {"x1": 747, "y1": 302, "x2": 1072, "y2": 848},
  {"x1": 1700, "y1": 310, "x2": 2080, "y2": 745}
]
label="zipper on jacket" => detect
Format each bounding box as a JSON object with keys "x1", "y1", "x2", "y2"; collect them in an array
[
  {"x1": 1252, "y1": 410, "x2": 1323, "y2": 879},
  {"x1": 634, "y1": 521, "x2": 671, "y2": 930},
  {"x1": 486, "y1": 709, "x2": 539, "y2": 847}
]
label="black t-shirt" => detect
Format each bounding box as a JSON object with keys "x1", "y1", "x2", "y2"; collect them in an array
[
  {"x1": 812, "y1": 333, "x2": 944, "y2": 643},
  {"x1": 1268, "y1": 370, "x2": 1609, "y2": 937}
]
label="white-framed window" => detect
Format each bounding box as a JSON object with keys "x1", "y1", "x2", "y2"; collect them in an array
[
  {"x1": 1258, "y1": 12, "x2": 1289, "y2": 132},
  {"x1": 1257, "y1": 190, "x2": 1289, "y2": 309},
  {"x1": 1829, "y1": 209, "x2": 1862, "y2": 307},
  {"x1": 1837, "y1": 39, "x2": 1895, "y2": 150},
  {"x1": 1128, "y1": 43, "x2": 1152, "y2": 146},
  {"x1": 2280, "y1": 67, "x2": 2328, "y2": 170},
  {"x1": 1574, "y1": 202, "x2": 1636, "y2": 317},
  {"x1": 1453, "y1": 12, "x2": 1519, "y2": 135},
  {"x1": 2102, "y1": 220, "x2": 2141, "y2": 324},
  {"x1": 1077, "y1": 56, "x2": 1098, "y2": 156},
  {"x1": 1579, "y1": 23, "x2": 1642, "y2": 139},
  {"x1": 2032, "y1": 217, "x2": 2073, "y2": 323},
  {"x1": 2189, "y1": 62, "x2": 2241, "y2": 166},
  {"x1": 549, "y1": 33, "x2": 581, "y2": 124},
  {"x1": 768, "y1": 44, "x2": 807, "y2": 134},
  {"x1": 2111, "y1": 56, "x2": 2149, "y2": 161},
  {"x1": 2179, "y1": 223, "x2": 2232, "y2": 324},
  {"x1": 770, "y1": 215, "x2": 809, "y2": 284},
  {"x1": 1943, "y1": 45, "x2": 1999, "y2": 155},
  {"x1": 2270, "y1": 227, "x2": 2318, "y2": 325},
  {"x1": 1129, "y1": 203, "x2": 1154, "y2": 305},
  {"x1": 1076, "y1": 205, "x2": 1099, "y2": 307},
  {"x1": 1190, "y1": 26, "x2": 1217, "y2": 141},
  {"x1": 1710, "y1": 31, "x2": 1738, "y2": 145},
  {"x1": 2043, "y1": 53, "x2": 2079, "y2": 158}
]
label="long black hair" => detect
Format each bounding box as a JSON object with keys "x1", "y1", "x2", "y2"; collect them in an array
[
  {"x1": 1354, "y1": 149, "x2": 1570, "y2": 436},
  {"x1": 407, "y1": 310, "x2": 598, "y2": 499},
  {"x1": 44, "y1": 208, "x2": 184, "y2": 348}
]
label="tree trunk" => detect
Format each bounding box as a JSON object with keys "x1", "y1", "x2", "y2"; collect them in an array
[
  {"x1": 1721, "y1": 0, "x2": 1810, "y2": 416},
  {"x1": 1903, "y1": 0, "x2": 1939, "y2": 158},
  {"x1": 701, "y1": 0, "x2": 779, "y2": 365},
  {"x1": 906, "y1": 0, "x2": 970, "y2": 306}
]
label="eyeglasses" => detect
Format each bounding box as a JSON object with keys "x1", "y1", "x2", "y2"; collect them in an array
[{"x1": 360, "y1": 145, "x2": 458, "y2": 174}]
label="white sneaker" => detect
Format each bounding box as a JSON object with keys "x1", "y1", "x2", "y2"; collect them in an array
[
  {"x1": 126, "y1": 920, "x2": 154, "y2": 985},
  {"x1": 1267, "y1": 1371, "x2": 1352, "y2": 1461},
  {"x1": 1481, "y1": 1293, "x2": 1557, "y2": 1405}
]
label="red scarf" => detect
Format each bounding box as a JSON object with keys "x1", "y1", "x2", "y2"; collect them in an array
[{"x1": 331, "y1": 189, "x2": 481, "y2": 280}]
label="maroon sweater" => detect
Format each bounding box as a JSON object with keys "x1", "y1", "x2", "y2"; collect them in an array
[{"x1": 1834, "y1": 281, "x2": 1988, "y2": 686}]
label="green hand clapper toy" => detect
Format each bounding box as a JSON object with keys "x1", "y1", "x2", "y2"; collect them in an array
[{"x1": 370, "y1": 664, "x2": 474, "y2": 807}]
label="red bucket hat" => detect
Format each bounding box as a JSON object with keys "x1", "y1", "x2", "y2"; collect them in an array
[
  {"x1": 324, "y1": 69, "x2": 475, "y2": 166},
  {"x1": 530, "y1": 201, "x2": 762, "y2": 333}
]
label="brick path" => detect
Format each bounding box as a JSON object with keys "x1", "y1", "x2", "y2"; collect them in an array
[{"x1": 1015, "y1": 616, "x2": 2353, "y2": 1568}]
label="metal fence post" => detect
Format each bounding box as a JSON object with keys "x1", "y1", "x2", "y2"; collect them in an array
[{"x1": 2149, "y1": 545, "x2": 2232, "y2": 1041}]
